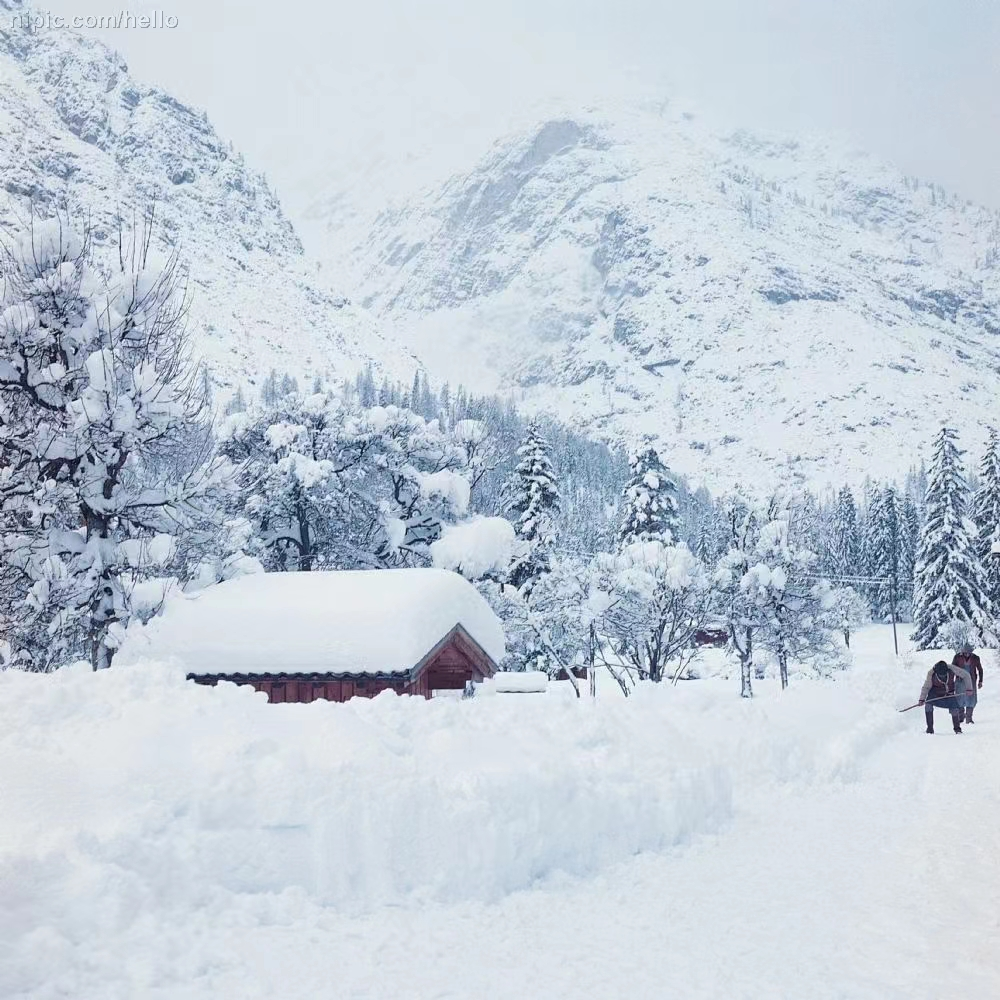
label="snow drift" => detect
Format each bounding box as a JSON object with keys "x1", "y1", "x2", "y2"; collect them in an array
[
  {"x1": 0, "y1": 628, "x2": 957, "y2": 998},
  {"x1": 0, "y1": 662, "x2": 730, "y2": 926}
]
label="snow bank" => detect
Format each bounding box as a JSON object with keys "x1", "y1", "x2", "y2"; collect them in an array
[
  {"x1": 492, "y1": 670, "x2": 548, "y2": 693},
  {"x1": 2, "y1": 627, "x2": 947, "y2": 999},
  {"x1": 0, "y1": 663, "x2": 732, "y2": 945},
  {"x1": 116, "y1": 568, "x2": 505, "y2": 675}
]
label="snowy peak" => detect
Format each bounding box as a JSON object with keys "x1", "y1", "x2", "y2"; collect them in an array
[
  {"x1": 340, "y1": 103, "x2": 1000, "y2": 490},
  {"x1": 0, "y1": 3, "x2": 416, "y2": 394}
]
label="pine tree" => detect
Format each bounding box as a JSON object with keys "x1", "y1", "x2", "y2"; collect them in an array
[
  {"x1": 911, "y1": 428, "x2": 987, "y2": 649},
  {"x1": 865, "y1": 486, "x2": 901, "y2": 620},
  {"x1": 973, "y1": 427, "x2": 1000, "y2": 611},
  {"x1": 898, "y1": 494, "x2": 921, "y2": 615},
  {"x1": 830, "y1": 487, "x2": 861, "y2": 579},
  {"x1": 617, "y1": 447, "x2": 680, "y2": 547},
  {"x1": 505, "y1": 424, "x2": 561, "y2": 594}
]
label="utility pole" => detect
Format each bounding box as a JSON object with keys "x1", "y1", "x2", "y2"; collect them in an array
[{"x1": 889, "y1": 575, "x2": 899, "y2": 656}]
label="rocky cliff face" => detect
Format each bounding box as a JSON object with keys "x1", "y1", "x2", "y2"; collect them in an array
[
  {"x1": 0, "y1": 0, "x2": 414, "y2": 396},
  {"x1": 330, "y1": 101, "x2": 1000, "y2": 488}
]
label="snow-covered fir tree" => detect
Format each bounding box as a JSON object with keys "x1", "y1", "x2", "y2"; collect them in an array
[
  {"x1": 504, "y1": 424, "x2": 561, "y2": 594},
  {"x1": 911, "y1": 427, "x2": 987, "y2": 649},
  {"x1": 973, "y1": 427, "x2": 1000, "y2": 611},
  {"x1": 865, "y1": 486, "x2": 901, "y2": 620},
  {"x1": 830, "y1": 486, "x2": 861, "y2": 579},
  {"x1": 897, "y1": 494, "x2": 921, "y2": 617},
  {"x1": 617, "y1": 447, "x2": 679, "y2": 547}
]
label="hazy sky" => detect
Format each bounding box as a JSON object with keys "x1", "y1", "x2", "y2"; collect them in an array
[{"x1": 42, "y1": 0, "x2": 1000, "y2": 216}]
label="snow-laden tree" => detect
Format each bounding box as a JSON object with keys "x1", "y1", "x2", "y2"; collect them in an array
[
  {"x1": 340, "y1": 404, "x2": 471, "y2": 566},
  {"x1": 478, "y1": 555, "x2": 591, "y2": 697},
  {"x1": 617, "y1": 447, "x2": 679, "y2": 546},
  {"x1": 222, "y1": 392, "x2": 472, "y2": 571},
  {"x1": 830, "y1": 486, "x2": 861, "y2": 579},
  {"x1": 0, "y1": 215, "x2": 224, "y2": 669},
  {"x1": 750, "y1": 516, "x2": 842, "y2": 688},
  {"x1": 714, "y1": 501, "x2": 839, "y2": 695},
  {"x1": 712, "y1": 495, "x2": 762, "y2": 698},
  {"x1": 911, "y1": 427, "x2": 988, "y2": 650},
  {"x1": 897, "y1": 494, "x2": 921, "y2": 617},
  {"x1": 973, "y1": 427, "x2": 1000, "y2": 611},
  {"x1": 592, "y1": 539, "x2": 710, "y2": 684},
  {"x1": 219, "y1": 390, "x2": 342, "y2": 572},
  {"x1": 831, "y1": 586, "x2": 871, "y2": 648},
  {"x1": 504, "y1": 424, "x2": 560, "y2": 594},
  {"x1": 864, "y1": 486, "x2": 901, "y2": 620}
]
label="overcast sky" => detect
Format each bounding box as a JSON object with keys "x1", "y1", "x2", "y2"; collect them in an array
[{"x1": 43, "y1": 0, "x2": 1000, "y2": 216}]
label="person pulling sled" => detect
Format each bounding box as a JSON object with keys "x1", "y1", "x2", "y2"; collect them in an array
[
  {"x1": 951, "y1": 643, "x2": 983, "y2": 723},
  {"x1": 919, "y1": 660, "x2": 973, "y2": 734}
]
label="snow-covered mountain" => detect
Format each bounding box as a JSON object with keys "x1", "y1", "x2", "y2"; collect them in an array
[
  {"x1": 322, "y1": 101, "x2": 1000, "y2": 490},
  {"x1": 0, "y1": 0, "x2": 415, "y2": 397}
]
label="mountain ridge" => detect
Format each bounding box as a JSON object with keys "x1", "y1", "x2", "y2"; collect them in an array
[
  {"x1": 0, "y1": 0, "x2": 417, "y2": 397},
  {"x1": 313, "y1": 100, "x2": 1000, "y2": 489}
]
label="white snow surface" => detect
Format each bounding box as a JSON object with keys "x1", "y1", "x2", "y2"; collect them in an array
[
  {"x1": 3, "y1": 626, "x2": 999, "y2": 998},
  {"x1": 492, "y1": 670, "x2": 549, "y2": 694},
  {"x1": 430, "y1": 516, "x2": 516, "y2": 579},
  {"x1": 116, "y1": 568, "x2": 505, "y2": 675}
]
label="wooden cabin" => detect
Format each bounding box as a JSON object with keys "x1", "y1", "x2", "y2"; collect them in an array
[{"x1": 118, "y1": 568, "x2": 504, "y2": 703}]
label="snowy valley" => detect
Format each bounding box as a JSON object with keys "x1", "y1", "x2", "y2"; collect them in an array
[{"x1": 3, "y1": 4, "x2": 1000, "y2": 999}]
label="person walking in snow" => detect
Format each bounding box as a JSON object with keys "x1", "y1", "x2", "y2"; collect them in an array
[
  {"x1": 919, "y1": 660, "x2": 973, "y2": 734},
  {"x1": 952, "y1": 643, "x2": 983, "y2": 723}
]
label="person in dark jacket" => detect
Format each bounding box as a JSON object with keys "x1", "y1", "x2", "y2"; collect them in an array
[
  {"x1": 952, "y1": 643, "x2": 983, "y2": 723},
  {"x1": 919, "y1": 660, "x2": 972, "y2": 734}
]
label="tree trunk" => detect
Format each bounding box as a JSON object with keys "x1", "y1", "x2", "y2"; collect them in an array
[
  {"x1": 844, "y1": 628, "x2": 850, "y2": 648},
  {"x1": 297, "y1": 499, "x2": 313, "y2": 571},
  {"x1": 739, "y1": 627, "x2": 754, "y2": 699},
  {"x1": 778, "y1": 650, "x2": 789, "y2": 690}
]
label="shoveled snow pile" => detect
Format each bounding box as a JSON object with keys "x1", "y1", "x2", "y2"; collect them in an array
[
  {"x1": 2, "y1": 627, "x2": 998, "y2": 999},
  {"x1": 116, "y1": 568, "x2": 505, "y2": 675}
]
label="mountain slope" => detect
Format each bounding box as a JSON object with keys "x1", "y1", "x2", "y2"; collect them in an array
[
  {"x1": 0, "y1": 0, "x2": 415, "y2": 396},
  {"x1": 334, "y1": 101, "x2": 1000, "y2": 489}
]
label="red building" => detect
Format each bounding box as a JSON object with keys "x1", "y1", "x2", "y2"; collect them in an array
[{"x1": 119, "y1": 568, "x2": 505, "y2": 703}]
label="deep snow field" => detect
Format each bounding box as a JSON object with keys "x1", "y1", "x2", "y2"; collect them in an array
[{"x1": 2, "y1": 626, "x2": 999, "y2": 999}]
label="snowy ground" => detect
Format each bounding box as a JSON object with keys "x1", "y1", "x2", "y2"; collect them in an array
[{"x1": 3, "y1": 626, "x2": 999, "y2": 999}]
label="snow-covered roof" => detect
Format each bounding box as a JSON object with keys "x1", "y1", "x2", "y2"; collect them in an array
[{"x1": 118, "y1": 569, "x2": 505, "y2": 676}]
